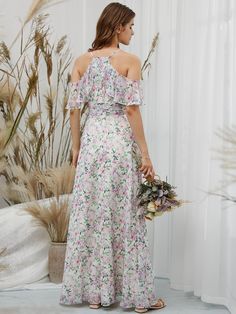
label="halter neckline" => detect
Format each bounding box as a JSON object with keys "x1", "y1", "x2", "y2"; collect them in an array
[
  {"x1": 71, "y1": 49, "x2": 141, "y2": 84},
  {"x1": 89, "y1": 49, "x2": 120, "y2": 58}
]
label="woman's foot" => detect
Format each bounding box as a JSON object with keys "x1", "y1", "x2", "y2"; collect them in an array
[
  {"x1": 89, "y1": 303, "x2": 101, "y2": 309},
  {"x1": 135, "y1": 298, "x2": 166, "y2": 313}
]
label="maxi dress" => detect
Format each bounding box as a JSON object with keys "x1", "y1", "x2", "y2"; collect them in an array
[{"x1": 59, "y1": 50, "x2": 157, "y2": 309}]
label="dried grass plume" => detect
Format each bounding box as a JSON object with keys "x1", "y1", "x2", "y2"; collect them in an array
[{"x1": 23, "y1": 196, "x2": 70, "y2": 242}]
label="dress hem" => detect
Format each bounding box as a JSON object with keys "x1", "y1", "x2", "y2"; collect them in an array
[{"x1": 59, "y1": 294, "x2": 158, "y2": 309}]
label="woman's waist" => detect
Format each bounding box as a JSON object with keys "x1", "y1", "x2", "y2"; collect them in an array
[{"x1": 87, "y1": 102, "x2": 125, "y2": 116}]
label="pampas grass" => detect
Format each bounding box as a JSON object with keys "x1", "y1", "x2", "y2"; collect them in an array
[
  {"x1": 25, "y1": 0, "x2": 64, "y2": 25},
  {"x1": 0, "y1": 13, "x2": 72, "y2": 162},
  {"x1": 0, "y1": 159, "x2": 75, "y2": 204},
  {"x1": 209, "y1": 125, "x2": 236, "y2": 204},
  {"x1": 10, "y1": 0, "x2": 65, "y2": 49},
  {"x1": 0, "y1": 76, "x2": 20, "y2": 113},
  {"x1": 0, "y1": 41, "x2": 10, "y2": 62},
  {"x1": 141, "y1": 33, "x2": 159, "y2": 80},
  {"x1": 0, "y1": 121, "x2": 13, "y2": 158},
  {"x1": 24, "y1": 196, "x2": 70, "y2": 242},
  {"x1": 0, "y1": 13, "x2": 75, "y2": 205},
  {"x1": 0, "y1": 247, "x2": 7, "y2": 271},
  {"x1": 215, "y1": 125, "x2": 236, "y2": 173}
]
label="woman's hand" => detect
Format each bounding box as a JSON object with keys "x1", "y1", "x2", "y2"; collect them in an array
[
  {"x1": 139, "y1": 155, "x2": 156, "y2": 181},
  {"x1": 72, "y1": 148, "x2": 80, "y2": 167}
]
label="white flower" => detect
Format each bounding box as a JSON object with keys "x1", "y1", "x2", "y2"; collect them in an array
[{"x1": 147, "y1": 201, "x2": 156, "y2": 212}]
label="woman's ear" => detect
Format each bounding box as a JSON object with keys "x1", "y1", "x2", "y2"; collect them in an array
[{"x1": 116, "y1": 24, "x2": 123, "y2": 34}]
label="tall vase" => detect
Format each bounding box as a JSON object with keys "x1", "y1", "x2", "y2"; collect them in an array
[{"x1": 48, "y1": 241, "x2": 66, "y2": 283}]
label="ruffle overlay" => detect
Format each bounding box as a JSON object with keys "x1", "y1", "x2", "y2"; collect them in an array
[{"x1": 65, "y1": 57, "x2": 145, "y2": 110}]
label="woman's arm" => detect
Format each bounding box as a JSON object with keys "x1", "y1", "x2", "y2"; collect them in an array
[
  {"x1": 125, "y1": 106, "x2": 149, "y2": 155},
  {"x1": 124, "y1": 56, "x2": 155, "y2": 179},
  {"x1": 69, "y1": 58, "x2": 81, "y2": 167}
]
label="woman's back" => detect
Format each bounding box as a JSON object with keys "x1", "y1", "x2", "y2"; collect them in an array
[
  {"x1": 66, "y1": 48, "x2": 144, "y2": 111},
  {"x1": 77, "y1": 49, "x2": 140, "y2": 80}
]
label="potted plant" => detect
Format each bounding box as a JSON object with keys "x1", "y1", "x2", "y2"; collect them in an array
[{"x1": 24, "y1": 194, "x2": 70, "y2": 283}]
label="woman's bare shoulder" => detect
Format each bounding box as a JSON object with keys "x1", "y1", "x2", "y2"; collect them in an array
[
  {"x1": 72, "y1": 52, "x2": 92, "y2": 75},
  {"x1": 118, "y1": 51, "x2": 141, "y2": 80},
  {"x1": 73, "y1": 52, "x2": 90, "y2": 65},
  {"x1": 118, "y1": 50, "x2": 141, "y2": 63}
]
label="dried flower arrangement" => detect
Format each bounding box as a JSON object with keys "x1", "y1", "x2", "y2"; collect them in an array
[
  {"x1": 137, "y1": 175, "x2": 186, "y2": 220},
  {"x1": 23, "y1": 194, "x2": 70, "y2": 282},
  {"x1": 24, "y1": 196, "x2": 70, "y2": 242},
  {"x1": 0, "y1": 13, "x2": 76, "y2": 205}
]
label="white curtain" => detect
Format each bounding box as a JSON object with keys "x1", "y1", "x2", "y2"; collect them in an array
[
  {"x1": 1, "y1": 0, "x2": 235, "y2": 312},
  {"x1": 149, "y1": 0, "x2": 236, "y2": 313}
]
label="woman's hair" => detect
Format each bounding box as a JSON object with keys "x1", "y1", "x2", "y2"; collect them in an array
[{"x1": 88, "y1": 2, "x2": 135, "y2": 51}]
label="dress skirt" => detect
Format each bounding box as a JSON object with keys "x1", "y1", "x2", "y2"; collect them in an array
[{"x1": 59, "y1": 104, "x2": 157, "y2": 308}]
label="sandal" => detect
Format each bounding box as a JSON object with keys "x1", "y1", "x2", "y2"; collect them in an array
[
  {"x1": 89, "y1": 303, "x2": 101, "y2": 309},
  {"x1": 149, "y1": 298, "x2": 166, "y2": 310},
  {"x1": 135, "y1": 298, "x2": 167, "y2": 313}
]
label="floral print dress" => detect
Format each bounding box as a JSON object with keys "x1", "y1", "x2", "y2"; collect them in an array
[{"x1": 59, "y1": 50, "x2": 157, "y2": 309}]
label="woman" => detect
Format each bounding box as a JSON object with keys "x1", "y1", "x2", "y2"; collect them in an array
[{"x1": 59, "y1": 2, "x2": 166, "y2": 313}]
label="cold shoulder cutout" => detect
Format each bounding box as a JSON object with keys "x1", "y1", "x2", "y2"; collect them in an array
[{"x1": 65, "y1": 55, "x2": 145, "y2": 111}]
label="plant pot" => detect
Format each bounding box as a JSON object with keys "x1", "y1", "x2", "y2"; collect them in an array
[{"x1": 48, "y1": 241, "x2": 67, "y2": 283}]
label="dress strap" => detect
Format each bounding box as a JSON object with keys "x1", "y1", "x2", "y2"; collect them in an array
[
  {"x1": 89, "y1": 49, "x2": 119, "y2": 58},
  {"x1": 108, "y1": 49, "x2": 120, "y2": 58}
]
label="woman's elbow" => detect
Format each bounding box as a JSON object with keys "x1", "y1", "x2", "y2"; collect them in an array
[
  {"x1": 69, "y1": 108, "x2": 81, "y2": 115},
  {"x1": 124, "y1": 105, "x2": 140, "y2": 115}
]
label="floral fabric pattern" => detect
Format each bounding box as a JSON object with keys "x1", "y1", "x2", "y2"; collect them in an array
[
  {"x1": 66, "y1": 56, "x2": 146, "y2": 110},
  {"x1": 60, "y1": 55, "x2": 157, "y2": 309}
]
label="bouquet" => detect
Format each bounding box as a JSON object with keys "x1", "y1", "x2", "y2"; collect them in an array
[{"x1": 137, "y1": 175, "x2": 186, "y2": 220}]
